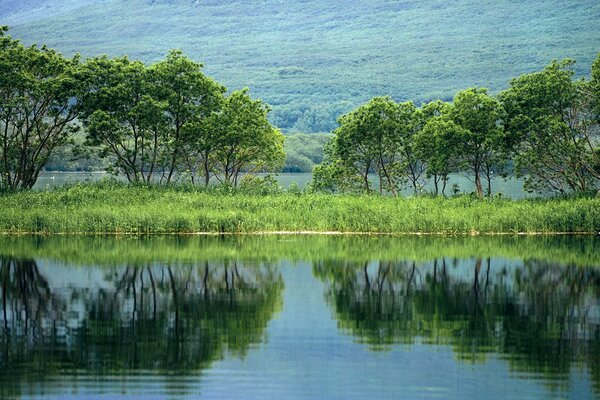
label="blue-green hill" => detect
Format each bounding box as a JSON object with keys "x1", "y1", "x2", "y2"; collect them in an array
[{"x1": 2, "y1": 0, "x2": 599, "y2": 132}]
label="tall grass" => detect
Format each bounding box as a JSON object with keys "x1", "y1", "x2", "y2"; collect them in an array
[{"x1": 1, "y1": 182, "x2": 598, "y2": 235}]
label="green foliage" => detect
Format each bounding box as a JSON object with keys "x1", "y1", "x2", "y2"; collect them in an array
[
  {"x1": 314, "y1": 97, "x2": 425, "y2": 195},
  {"x1": 414, "y1": 111, "x2": 464, "y2": 195},
  {"x1": 81, "y1": 51, "x2": 226, "y2": 184},
  {"x1": 207, "y1": 89, "x2": 285, "y2": 186},
  {"x1": 450, "y1": 87, "x2": 508, "y2": 197},
  {"x1": 501, "y1": 57, "x2": 600, "y2": 194},
  {"x1": 0, "y1": 183, "x2": 598, "y2": 234},
  {"x1": 0, "y1": 27, "x2": 84, "y2": 189},
  {"x1": 283, "y1": 132, "x2": 330, "y2": 172}
]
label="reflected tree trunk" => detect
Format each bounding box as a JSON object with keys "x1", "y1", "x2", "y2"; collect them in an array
[
  {"x1": 167, "y1": 266, "x2": 179, "y2": 335},
  {"x1": 147, "y1": 267, "x2": 157, "y2": 320}
]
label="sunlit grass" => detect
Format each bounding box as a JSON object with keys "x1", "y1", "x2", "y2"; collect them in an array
[{"x1": 1, "y1": 182, "x2": 598, "y2": 235}]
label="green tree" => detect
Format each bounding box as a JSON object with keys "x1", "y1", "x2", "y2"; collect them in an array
[
  {"x1": 451, "y1": 88, "x2": 507, "y2": 198},
  {"x1": 149, "y1": 50, "x2": 225, "y2": 183},
  {"x1": 414, "y1": 114, "x2": 464, "y2": 195},
  {"x1": 500, "y1": 59, "x2": 599, "y2": 194},
  {"x1": 81, "y1": 56, "x2": 168, "y2": 183},
  {"x1": 82, "y1": 52, "x2": 226, "y2": 184},
  {"x1": 396, "y1": 101, "x2": 427, "y2": 194},
  {"x1": 208, "y1": 89, "x2": 285, "y2": 186},
  {"x1": 311, "y1": 138, "x2": 364, "y2": 193},
  {"x1": 0, "y1": 27, "x2": 84, "y2": 190},
  {"x1": 283, "y1": 132, "x2": 330, "y2": 173},
  {"x1": 315, "y1": 97, "x2": 423, "y2": 195}
]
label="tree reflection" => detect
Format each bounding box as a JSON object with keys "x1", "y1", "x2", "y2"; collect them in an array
[
  {"x1": 314, "y1": 257, "x2": 600, "y2": 393},
  {"x1": 0, "y1": 257, "x2": 283, "y2": 397}
]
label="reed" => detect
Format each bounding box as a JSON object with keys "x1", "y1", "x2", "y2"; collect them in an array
[{"x1": 1, "y1": 182, "x2": 598, "y2": 235}]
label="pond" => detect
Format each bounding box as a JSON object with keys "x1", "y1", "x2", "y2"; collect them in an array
[{"x1": 1, "y1": 235, "x2": 598, "y2": 399}]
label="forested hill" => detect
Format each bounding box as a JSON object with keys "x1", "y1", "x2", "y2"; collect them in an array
[{"x1": 2, "y1": 0, "x2": 600, "y2": 133}]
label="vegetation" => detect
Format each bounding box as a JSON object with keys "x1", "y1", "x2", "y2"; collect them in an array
[
  {"x1": 500, "y1": 59, "x2": 600, "y2": 193},
  {"x1": 0, "y1": 182, "x2": 598, "y2": 234},
  {"x1": 4, "y1": 0, "x2": 600, "y2": 133},
  {"x1": 1, "y1": 27, "x2": 598, "y2": 195},
  {"x1": 0, "y1": 26, "x2": 85, "y2": 190},
  {"x1": 0, "y1": 28, "x2": 284, "y2": 189},
  {"x1": 283, "y1": 132, "x2": 330, "y2": 173},
  {"x1": 315, "y1": 56, "x2": 600, "y2": 197}
]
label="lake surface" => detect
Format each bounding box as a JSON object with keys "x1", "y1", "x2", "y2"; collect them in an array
[
  {"x1": 34, "y1": 172, "x2": 533, "y2": 198},
  {"x1": 1, "y1": 235, "x2": 599, "y2": 399}
]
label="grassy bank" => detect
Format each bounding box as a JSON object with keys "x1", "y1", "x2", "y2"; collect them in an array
[{"x1": 1, "y1": 183, "x2": 599, "y2": 235}]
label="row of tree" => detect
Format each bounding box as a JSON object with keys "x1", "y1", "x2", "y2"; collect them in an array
[
  {"x1": 314, "y1": 56, "x2": 600, "y2": 197},
  {"x1": 0, "y1": 27, "x2": 284, "y2": 190}
]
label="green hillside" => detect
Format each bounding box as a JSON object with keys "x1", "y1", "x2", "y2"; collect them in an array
[{"x1": 2, "y1": 0, "x2": 600, "y2": 132}]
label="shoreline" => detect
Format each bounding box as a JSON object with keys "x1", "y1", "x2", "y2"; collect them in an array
[{"x1": 1, "y1": 230, "x2": 598, "y2": 236}]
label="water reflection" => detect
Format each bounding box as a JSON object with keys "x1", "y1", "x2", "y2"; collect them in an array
[
  {"x1": 1, "y1": 236, "x2": 599, "y2": 399},
  {"x1": 0, "y1": 257, "x2": 283, "y2": 398},
  {"x1": 314, "y1": 257, "x2": 600, "y2": 394}
]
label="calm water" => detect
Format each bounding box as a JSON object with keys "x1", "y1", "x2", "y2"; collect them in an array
[
  {"x1": 1, "y1": 236, "x2": 599, "y2": 399},
  {"x1": 34, "y1": 172, "x2": 532, "y2": 198}
]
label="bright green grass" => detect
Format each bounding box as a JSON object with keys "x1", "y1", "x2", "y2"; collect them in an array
[
  {"x1": 3, "y1": 0, "x2": 600, "y2": 132},
  {"x1": 1, "y1": 183, "x2": 598, "y2": 235}
]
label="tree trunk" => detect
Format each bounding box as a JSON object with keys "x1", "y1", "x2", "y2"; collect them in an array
[{"x1": 475, "y1": 169, "x2": 484, "y2": 198}]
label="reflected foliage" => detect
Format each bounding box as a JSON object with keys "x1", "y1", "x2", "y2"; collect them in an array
[
  {"x1": 315, "y1": 257, "x2": 600, "y2": 393},
  {"x1": 1, "y1": 235, "x2": 599, "y2": 267},
  {"x1": 0, "y1": 256, "x2": 283, "y2": 398}
]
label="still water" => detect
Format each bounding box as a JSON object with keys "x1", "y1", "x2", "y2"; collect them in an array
[
  {"x1": 34, "y1": 172, "x2": 532, "y2": 198},
  {"x1": 1, "y1": 236, "x2": 599, "y2": 399}
]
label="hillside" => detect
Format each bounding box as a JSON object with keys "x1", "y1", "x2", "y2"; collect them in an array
[{"x1": 2, "y1": 0, "x2": 599, "y2": 132}]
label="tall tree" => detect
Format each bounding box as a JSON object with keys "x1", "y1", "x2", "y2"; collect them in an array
[
  {"x1": 209, "y1": 89, "x2": 285, "y2": 186},
  {"x1": 82, "y1": 51, "x2": 225, "y2": 184},
  {"x1": 149, "y1": 50, "x2": 225, "y2": 183},
  {"x1": 451, "y1": 88, "x2": 506, "y2": 198},
  {"x1": 414, "y1": 115, "x2": 464, "y2": 195},
  {"x1": 414, "y1": 101, "x2": 461, "y2": 195},
  {"x1": 0, "y1": 27, "x2": 84, "y2": 190},
  {"x1": 81, "y1": 56, "x2": 167, "y2": 183},
  {"x1": 316, "y1": 97, "x2": 422, "y2": 195},
  {"x1": 396, "y1": 101, "x2": 427, "y2": 194},
  {"x1": 500, "y1": 59, "x2": 599, "y2": 194}
]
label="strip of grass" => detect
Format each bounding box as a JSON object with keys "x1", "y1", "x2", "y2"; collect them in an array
[{"x1": 1, "y1": 182, "x2": 599, "y2": 235}]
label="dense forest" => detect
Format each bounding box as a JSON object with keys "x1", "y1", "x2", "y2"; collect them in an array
[
  {"x1": 0, "y1": 27, "x2": 599, "y2": 196},
  {"x1": 2, "y1": 0, "x2": 599, "y2": 133}
]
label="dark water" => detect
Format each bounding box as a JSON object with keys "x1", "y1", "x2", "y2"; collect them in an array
[{"x1": 1, "y1": 236, "x2": 599, "y2": 399}]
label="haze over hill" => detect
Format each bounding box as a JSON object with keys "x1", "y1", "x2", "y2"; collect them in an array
[{"x1": 2, "y1": 0, "x2": 599, "y2": 132}]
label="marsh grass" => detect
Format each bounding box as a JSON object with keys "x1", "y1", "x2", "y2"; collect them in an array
[{"x1": 1, "y1": 182, "x2": 598, "y2": 235}]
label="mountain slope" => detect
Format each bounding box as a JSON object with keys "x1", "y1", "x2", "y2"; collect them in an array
[{"x1": 2, "y1": 0, "x2": 599, "y2": 132}]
